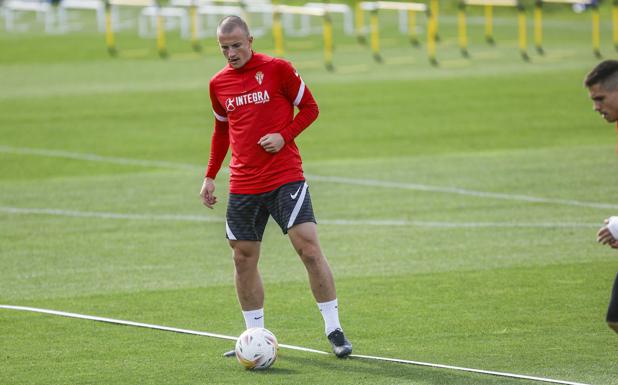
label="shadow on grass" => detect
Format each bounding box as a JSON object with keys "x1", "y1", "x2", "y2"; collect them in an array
[{"x1": 278, "y1": 352, "x2": 539, "y2": 385}]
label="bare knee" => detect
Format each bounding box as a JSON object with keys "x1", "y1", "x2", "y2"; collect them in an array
[
  {"x1": 229, "y1": 241, "x2": 259, "y2": 272},
  {"x1": 609, "y1": 322, "x2": 618, "y2": 334},
  {"x1": 293, "y1": 240, "x2": 322, "y2": 264}
]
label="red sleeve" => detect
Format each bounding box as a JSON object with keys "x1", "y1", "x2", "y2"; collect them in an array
[
  {"x1": 278, "y1": 62, "x2": 319, "y2": 144},
  {"x1": 205, "y1": 80, "x2": 230, "y2": 180}
]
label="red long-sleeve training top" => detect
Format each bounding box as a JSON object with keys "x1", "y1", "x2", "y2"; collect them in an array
[{"x1": 205, "y1": 52, "x2": 319, "y2": 194}]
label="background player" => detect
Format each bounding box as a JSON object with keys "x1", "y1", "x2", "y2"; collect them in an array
[{"x1": 585, "y1": 59, "x2": 618, "y2": 334}]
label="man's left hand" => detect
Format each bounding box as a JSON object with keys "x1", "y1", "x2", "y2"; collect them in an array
[
  {"x1": 597, "y1": 219, "x2": 618, "y2": 249},
  {"x1": 258, "y1": 133, "x2": 285, "y2": 153}
]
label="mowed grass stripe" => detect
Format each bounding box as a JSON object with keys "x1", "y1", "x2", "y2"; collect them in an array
[
  {"x1": 0, "y1": 206, "x2": 600, "y2": 228},
  {"x1": 1, "y1": 145, "x2": 616, "y2": 210}
]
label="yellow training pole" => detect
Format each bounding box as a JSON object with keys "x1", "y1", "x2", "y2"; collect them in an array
[
  {"x1": 534, "y1": 0, "x2": 543, "y2": 54},
  {"x1": 272, "y1": 11, "x2": 285, "y2": 57},
  {"x1": 323, "y1": 13, "x2": 334, "y2": 71},
  {"x1": 430, "y1": 0, "x2": 440, "y2": 41},
  {"x1": 517, "y1": 3, "x2": 529, "y2": 61},
  {"x1": 408, "y1": 9, "x2": 419, "y2": 46},
  {"x1": 458, "y1": 1, "x2": 468, "y2": 57},
  {"x1": 355, "y1": 1, "x2": 366, "y2": 44},
  {"x1": 484, "y1": 4, "x2": 494, "y2": 44},
  {"x1": 369, "y1": 8, "x2": 381, "y2": 62},
  {"x1": 613, "y1": 0, "x2": 618, "y2": 51},
  {"x1": 190, "y1": 1, "x2": 200, "y2": 52},
  {"x1": 427, "y1": 9, "x2": 437, "y2": 66},
  {"x1": 104, "y1": 0, "x2": 116, "y2": 56},
  {"x1": 155, "y1": 7, "x2": 167, "y2": 58},
  {"x1": 592, "y1": 3, "x2": 601, "y2": 58}
]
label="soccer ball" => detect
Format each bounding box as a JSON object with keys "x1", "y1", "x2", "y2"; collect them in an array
[{"x1": 234, "y1": 327, "x2": 279, "y2": 370}]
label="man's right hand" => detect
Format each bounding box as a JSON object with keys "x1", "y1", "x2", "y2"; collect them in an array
[{"x1": 200, "y1": 177, "x2": 217, "y2": 209}]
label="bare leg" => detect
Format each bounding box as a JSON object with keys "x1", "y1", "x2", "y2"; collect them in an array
[
  {"x1": 230, "y1": 240, "x2": 263, "y2": 310},
  {"x1": 288, "y1": 222, "x2": 352, "y2": 357},
  {"x1": 287, "y1": 222, "x2": 336, "y2": 303}
]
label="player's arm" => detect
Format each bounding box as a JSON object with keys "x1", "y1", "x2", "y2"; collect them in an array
[
  {"x1": 259, "y1": 62, "x2": 319, "y2": 154},
  {"x1": 201, "y1": 82, "x2": 230, "y2": 208}
]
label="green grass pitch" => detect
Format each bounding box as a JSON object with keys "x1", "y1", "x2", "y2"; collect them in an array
[{"x1": 1, "y1": 2, "x2": 617, "y2": 384}]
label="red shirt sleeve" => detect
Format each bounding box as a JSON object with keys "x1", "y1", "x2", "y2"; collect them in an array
[
  {"x1": 205, "y1": 80, "x2": 230, "y2": 180},
  {"x1": 278, "y1": 62, "x2": 319, "y2": 144}
]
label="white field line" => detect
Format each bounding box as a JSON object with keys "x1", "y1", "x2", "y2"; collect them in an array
[
  {"x1": 2, "y1": 145, "x2": 617, "y2": 210},
  {"x1": 0, "y1": 145, "x2": 199, "y2": 171},
  {"x1": 305, "y1": 174, "x2": 618, "y2": 210},
  {"x1": 0, "y1": 206, "x2": 599, "y2": 229},
  {"x1": 0, "y1": 305, "x2": 592, "y2": 385},
  {"x1": 0, "y1": 305, "x2": 326, "y2": 355}
]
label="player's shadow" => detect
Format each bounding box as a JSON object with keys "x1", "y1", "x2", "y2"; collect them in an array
[{"x1": 278, "y1": 354, "x2": 519, "y2": 384}]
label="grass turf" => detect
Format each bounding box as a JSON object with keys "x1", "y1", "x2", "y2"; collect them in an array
[{"x1": 1, "y1": 3, "x2": 617, "y2": 385}]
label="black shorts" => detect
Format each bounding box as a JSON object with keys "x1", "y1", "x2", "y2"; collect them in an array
[
  {"x1": 607, "y1": 272, "x2": 618, "y2": 322},
  {"x1": 225, "y1": 180, "x2": 317, "y2": 241}
]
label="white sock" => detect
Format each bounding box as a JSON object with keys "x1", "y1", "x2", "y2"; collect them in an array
[
  {"x1": 317, "y1": 299, "x2": 342, "y2": 336},
  {"x1": 242, "y1": 308, "x2": 264, "y2": 329}
]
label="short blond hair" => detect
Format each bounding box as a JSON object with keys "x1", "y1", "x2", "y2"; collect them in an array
[{"x1": 217, "y1": 15, "x2": 250, "y2": 37}]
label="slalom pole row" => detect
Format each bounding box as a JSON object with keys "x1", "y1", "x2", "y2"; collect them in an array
[
  {"x1": 99, "y1": 0, "x2": 610, "y2": 66},
  {"x1": 104, "y1": 0, "x2": 169, "y2": 58},
  {"x1": 271, "y1": 4, "x2": 335, "y2": 71},
  {"x1": 534, "y1": 0, "x2": 601, "y2": 58},
  {"x1": 356, "y1": 1, "x2": 437, "y2": 65},
  {"x1": 458, "y1": 0, "x2": 529, "y2": 61}
]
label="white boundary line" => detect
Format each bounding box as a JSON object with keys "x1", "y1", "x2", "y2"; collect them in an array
[
  {"x1": 2, "y1": 145, "x2": 617, "y2": 210},
  {"x1": 350, "y1": 354, "x2": 592, "y2": 385},
  {"x1": 0, "y1": 145, "x2": 198, "y2": 171},
  {"x1": 0, "y1": 305, "x2": 592, "y2": 385},
  {"x1": 0, "y1": 206, "x2": 599, "y2": 229},
  {"x1": 0, "y1": 305, "x2": 327, "y2": 354},
  {"x1": 305, "y1": 174, "x2": 618, "y2": 210}
]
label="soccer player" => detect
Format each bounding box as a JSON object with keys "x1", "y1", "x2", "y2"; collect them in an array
[
  {"x1": 585, "y1": 59, "x2": 618, "y2": 334},
  {"x1": 199, "y1": 15, "x2": 352, "y2": 357}
]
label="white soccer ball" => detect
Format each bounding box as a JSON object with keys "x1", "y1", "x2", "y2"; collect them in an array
[{"x1": 234, "y1": 327, "x2": 279, "y2": 370}]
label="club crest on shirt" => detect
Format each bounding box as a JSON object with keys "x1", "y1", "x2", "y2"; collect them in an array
[{"x1": 255, "y1": 71, "x2": 264, "y2": 85}]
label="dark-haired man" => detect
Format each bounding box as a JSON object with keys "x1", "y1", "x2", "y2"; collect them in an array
[
  {"x1": 585, "y1": 59, "x2": 618, "y2": 334},
  {"x1": 199, "y1": 15, "x2": 352, "y2": 357}
]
